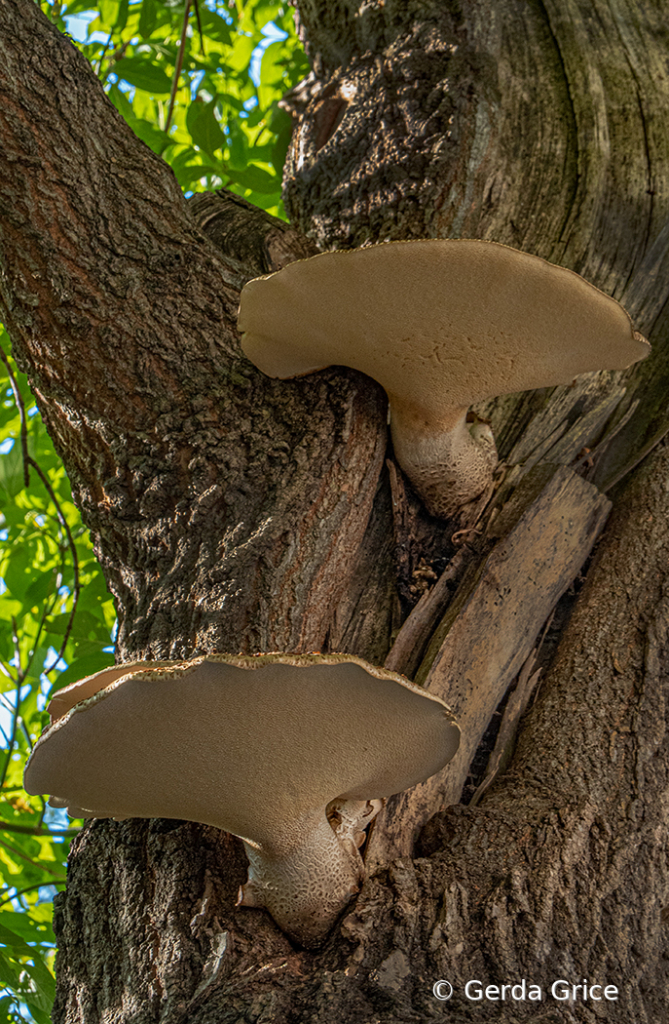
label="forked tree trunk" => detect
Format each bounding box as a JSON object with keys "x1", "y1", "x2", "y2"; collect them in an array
[{"x1": 1, "y1": 0, "x2": 668, "y2": 1021}]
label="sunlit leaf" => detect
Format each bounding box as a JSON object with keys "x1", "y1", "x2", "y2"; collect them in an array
[
  {"x1": 186, "y1": 96, "x2": 225, "y2": 157},
  {"x1": 138, "y1": 0, "x2": 158, "y2": 39},
  {"x1": 99, "y1": 0, "x2": 129, "y2": 32},
  {"x1": 0, "y1": 443, "x2": 25, "y2": 500},
  {"x1": 228, "y1": 163, "x2": 279, "y2": 193},
  {"x1": 50, "y1": 652, "x2": 115, "y2": 689},
  {"x1": 114, "y1": 55, "x2": 173, "y2": 95},
  {"x1": 196, "y1": 5, "x2": 233, "y2": 46}
]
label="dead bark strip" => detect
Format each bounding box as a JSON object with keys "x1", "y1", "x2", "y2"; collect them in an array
[
  {"x1": 468, "y1": 650, "x2": 543, "y2": 807},
  {"x1": 369, "y1": 466, "x2": 611, "y2": 868}
]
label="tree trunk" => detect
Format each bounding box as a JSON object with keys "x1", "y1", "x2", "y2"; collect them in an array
[{"x1": 1, "y1": 0, "x2": 668, "y2": 1021}]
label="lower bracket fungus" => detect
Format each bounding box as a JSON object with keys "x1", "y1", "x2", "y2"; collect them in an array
[{"x1": 24, "y1": 653, "x2": 459, "y2": 948}]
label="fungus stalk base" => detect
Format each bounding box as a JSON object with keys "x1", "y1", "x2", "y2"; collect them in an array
[
  {"x1": 238, "y1": 800, "x2": 381, "y2": 947},
  {"x1": 389, "y1": 401, "x2": 498, "y2": 518}
]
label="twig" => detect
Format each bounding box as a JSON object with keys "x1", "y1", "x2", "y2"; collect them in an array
[
  {"x1": 192, "y1": 0, "x2": 205, "y2": 54},
  {"x1": 573, "y1": 398, "x2": 640, "y2": 470},
  {"x1": 0, "y1": 345, "x2": 79, "y2": 647},
  {"x1": 20, "y1": 717, "x2": 35, "y2": 754},
  {"x1": 0, "y1": 343, "x2": 29, "y2": 487},
  {"x1": 16, "y1": 593, "x2": 52, "y2": 688},
  {"x1": 165, "y1": 0, "x2": 192, "y2": 132},
  {"x1": 0, "y1": 821, "x2": 79, "y2": 837},
  {"x1": 602, "y1": 422, "x2": 669, "y2": 492},
  {"x1": 0, "y1": 688, "x2": 17, "y2": 711},
  {"x1": 0, "y1": 625, "x2": 23, "y2": 790},
  {"x1": 384, "y1": 545, "x2": 471, "y2": 677},
  {"x1": 26, "y1": 456, "x2": 80, "y2": 670},
  {"x1": 0, "y1": 881, "x2": 66, "y2": 909},
  {"x1": 99, "y1": 41, "x2": 130, "y2": 87},
  {"x1": 95, "y1": 31, "x2": 114, "y2": 79},
  {"x1": 469, "y1": 653, "x2": 542, "y2": 807},
  {"x1": 0, "y1": 836, "x2": 66, "y2": 879}
]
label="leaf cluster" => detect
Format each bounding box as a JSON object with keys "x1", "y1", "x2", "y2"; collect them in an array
[
  {"x1": 42, "y1": 0, "x2": 310, "y2": 216},
  {"x1": 0, "y1": 326, "x2": 116, "y2": 1021}
]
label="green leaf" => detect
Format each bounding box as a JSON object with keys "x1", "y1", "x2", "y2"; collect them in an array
[
  {"x1": 98, "y1": 0, "x2": 120, "y2": 30},
  {"x1": 130, "y1": 117, "x2": 172, "y2": 155},
  {"x1": 108, "y1": 81, "x2": 134, "y2": 118},
  {"x1": 24, "y1": 572, "x2": 56, "y2": 608},
  {"x1": 226, "y1": 117, "x2": 249, "y2": 169},
  {"x1": 175, "y1": 163, "x2": 224, "y2": 189},
  {"x1": 138, "y1": 0, "x2": 158, "y2": 39},
  {"x1": 114, "y1": 55, "x2": 173, "y2": 95},
  {"x1": 2, "y1": 547, "x2": 33, "y2": 600},
  {"x1": 0, "y1": 951, "x2": 21, "y2": 990},
  {"x1": 62, "y1": 0, "x2": 99, "y2": 14},
  {"x1": 41, "y1": 613, "x2": 72, "y2": 637},
  {"x1": 196, "y1": 6, "x2": 233, "y2": 46},
  {"x1": 224, "y1": 33, "x2": 256, "y2": 73},
  {"x1": 166, "y1": 147, "x2": 224, "y2": 188},
  {"x1": 186, "y1": 97, "x2": 225, "y2": 157},
  {"x1": 239, "y1": 0, "x2": 282, "y2": 34},
  {"x1": 0, "y1": 911, "x2": 55, "y2": 946},
  {"x1": 45, "y1": 608, "x2": 110, "y2": 642},
  {"x1": 227, "y1": 163, "x2": 279, "y2": 193},
  {"x1": 50, "y1": 652, "x2": 115, "y2": 690},
  {"x1": 23, "y1": 1000, "x2": 53, "y2": 1024},
  {"x1": 0, "y1": 443, "x2": 25, "y2": 500},
  {"x1": 0, "y1": 922, "x2": 35, "y2": 952},
  {"x1": 21, "y1": 956, "x2": 56, "y2": 1009},
  {"x1": 109, "y1": 86, "x2": 170, "y2": 154}
]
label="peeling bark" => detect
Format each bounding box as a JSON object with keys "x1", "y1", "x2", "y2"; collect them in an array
[{"x1": 370, "y1": 465, "x2": 612, "y2": 867}]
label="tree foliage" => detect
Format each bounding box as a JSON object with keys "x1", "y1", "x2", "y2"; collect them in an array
[
  {"x1": 46, "y1": 0, "x2": 308, "y2": 212},
  {"x1": 0, "y1": 2, "x2": 306, "y2": 1017}
]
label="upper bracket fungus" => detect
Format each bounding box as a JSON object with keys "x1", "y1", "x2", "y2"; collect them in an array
[
  {"x1": 24, "y1": 653, "x2": 459, "y2": 948},
  {"x1": 237, "y1": 239, "x2": 650, "y2": 517}
]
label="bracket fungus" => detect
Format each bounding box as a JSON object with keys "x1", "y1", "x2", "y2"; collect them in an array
[
  {"x1": 237, "y1": 239, "x2": 650, "y2": 517},
  {"x1": 24, "y1": 653, "x2": 459, "y2": 948}
]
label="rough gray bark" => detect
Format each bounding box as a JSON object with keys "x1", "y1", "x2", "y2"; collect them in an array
[
  {"x1": 1, "y1": 0, "x2": 669, "y2": 1022},
  {"x1": 0, "y1": 1, "x2": 387, "y2": 661}
]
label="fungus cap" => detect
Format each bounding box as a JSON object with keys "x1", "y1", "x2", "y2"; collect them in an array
[
  {"x1": 24, "y1": 653, "x2": 459, "y2": 946},
  {"x1": 47, "y1": 661, "x2": 176, "y2": 722},
  {"x1": 238, "y1": 239, "x2": 649, "y2": 515}
]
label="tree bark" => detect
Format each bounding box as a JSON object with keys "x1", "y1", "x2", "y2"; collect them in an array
[
  {"x1": 2, "y1": 0, "x2": 669, "y2": 1022},
  {"x1": 0, "y1": 0, "x2": 388, "y2": 660}
]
